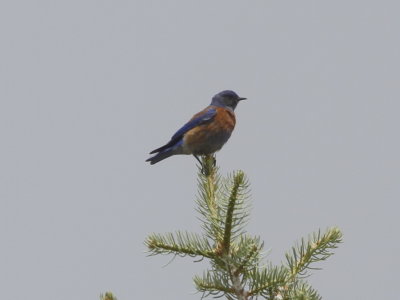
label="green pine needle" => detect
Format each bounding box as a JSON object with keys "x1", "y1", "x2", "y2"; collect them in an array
[
  {"x1": 194, "y1": 271, "x2": 235, "y2": 297},
  {"x1": 287, "y1": 282, "x2": 322, "y2": 300},
  {"x1": 247, "y1": 264, "x2": 289, "y2": 297}
]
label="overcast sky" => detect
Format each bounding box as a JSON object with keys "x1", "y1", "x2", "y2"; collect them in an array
[{"x1": 1, "y1": 1, "x2": 399, "y2": 299}]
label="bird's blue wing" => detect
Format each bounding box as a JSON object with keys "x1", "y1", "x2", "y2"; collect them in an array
[
  {"x1": 170, "y1": 108, "x2": 217, "y2": 141},
  {"x1": 149, "y1": 107, "x2": 217, "y2": 154}
]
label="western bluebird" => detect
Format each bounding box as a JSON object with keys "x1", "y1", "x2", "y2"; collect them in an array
[{"x1": 146, "y1": 90, "x2": 246, "y2": 165}]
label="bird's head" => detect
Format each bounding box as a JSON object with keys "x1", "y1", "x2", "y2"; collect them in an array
[{"x1": 211, "y1": 90, "x2": 246, "y2": 111}]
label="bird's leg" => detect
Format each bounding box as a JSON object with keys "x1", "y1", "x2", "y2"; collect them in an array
[
  {"x1": 193, "y1": 155, "x2": 205, "y2": 174},
  {"x1": 193, "y1": 154, "x2": 202, "y2": 165}
]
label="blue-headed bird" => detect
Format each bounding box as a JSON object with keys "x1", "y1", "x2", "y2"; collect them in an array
[{"x1": 146, "y1": 90, "x2": 246, "y2": 165}]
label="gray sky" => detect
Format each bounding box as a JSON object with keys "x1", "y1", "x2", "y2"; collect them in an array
[{"x1": 1, "y1": 1, "x2": 399, "y2": 299}]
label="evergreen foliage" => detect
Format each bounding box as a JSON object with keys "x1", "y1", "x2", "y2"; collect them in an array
[
  {"x1": 144, "y1": 155, "x2": 342, "y2": 300},
  {"x1": 100, "y1": 292, "x2": 117, "y2": 300}
]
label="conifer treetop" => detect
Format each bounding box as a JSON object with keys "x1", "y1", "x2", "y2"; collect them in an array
[{"x1": 143, "y1": 155, "x2": 342, "y2": 300}]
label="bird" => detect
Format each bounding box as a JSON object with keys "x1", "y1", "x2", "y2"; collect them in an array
[{"x1": 146, "y1": 90, "x2": 246, "y2": 165}]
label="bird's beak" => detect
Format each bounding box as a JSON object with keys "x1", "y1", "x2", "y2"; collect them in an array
[{"x1": 238, "y1": 97, "x2": 247, "y2": 101}]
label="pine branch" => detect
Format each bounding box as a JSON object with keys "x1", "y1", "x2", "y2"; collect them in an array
[
  {"x1": 219, "y1": 172, "x2": 250, "y2": 243},
  {"x1": 145, "y1": 231, "x2": 215, "y2": 258},
  {"x1": 222, "y1": 171, "x2": 246, "y2": 255},
  {"x1": 286, "y1": 227, "x2": 343, "y2": 279},
  {"x1": 196, "y1": 155, "x2": 224, "y2": 242}
]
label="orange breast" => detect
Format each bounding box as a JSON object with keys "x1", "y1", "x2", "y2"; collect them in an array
[
  {"x1": 214, "y1": 107, "x2": 236, "y2": 131},
  {"x1": 183, "y1": 106, "x2": 236, "y2": 155}
]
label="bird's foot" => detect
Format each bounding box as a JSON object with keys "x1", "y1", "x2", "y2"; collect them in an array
[{"x1": 194, "y1": 154, "x2": 217, "y2": 176}]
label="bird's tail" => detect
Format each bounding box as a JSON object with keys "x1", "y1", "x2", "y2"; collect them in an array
[{"x1": 145, "y1": 149, "x2": 174, "y2": 165}]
